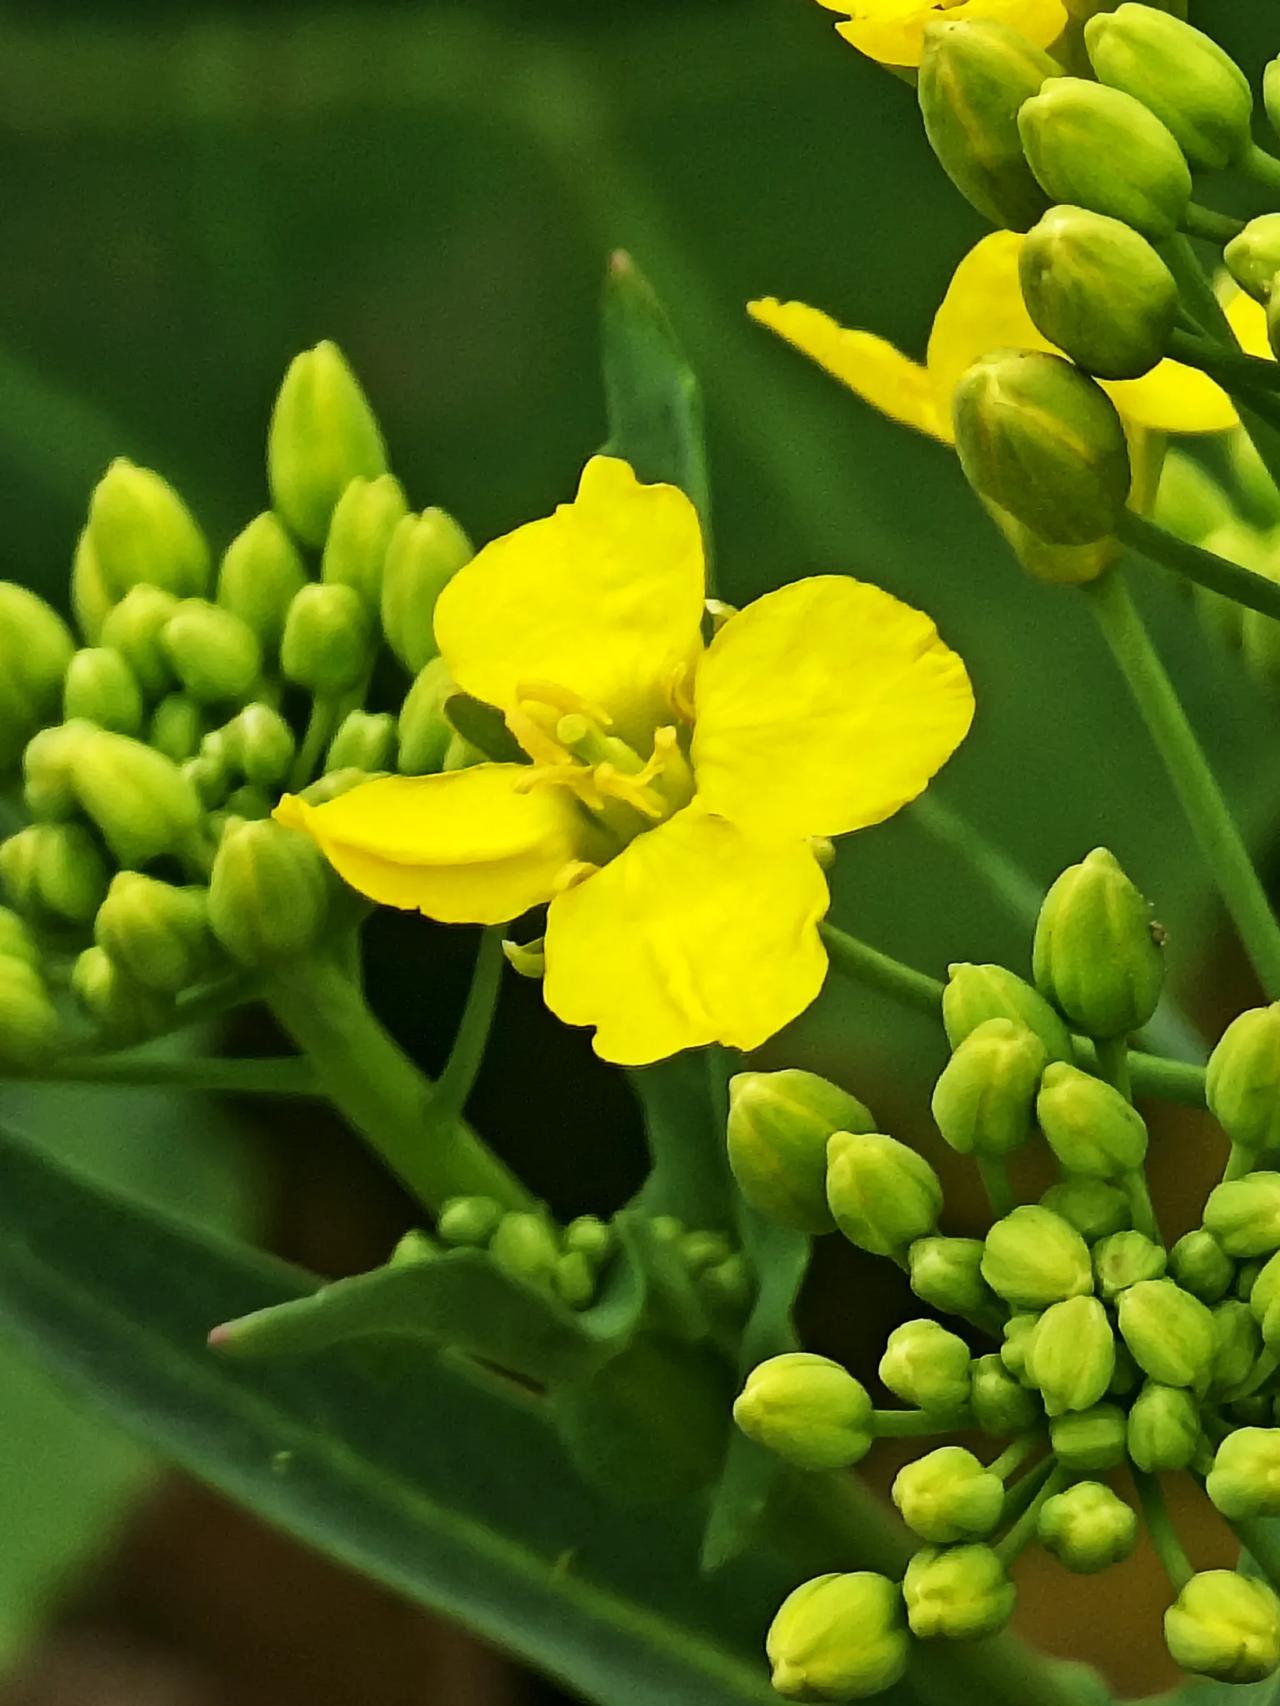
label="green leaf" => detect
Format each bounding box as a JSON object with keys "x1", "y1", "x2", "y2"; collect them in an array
[{"x1": 630, "y1": 1052, "x2": 735, "y2": 1231}]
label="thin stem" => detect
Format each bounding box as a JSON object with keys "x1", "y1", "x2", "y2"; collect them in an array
[
  {"x1": 1181, "y1": 203, "x2": 1245, "y2": 245},
  {"x1": 1119, "y1": 510, "x2": 1280, "y2": 623},
  {"x1": 989, "y1": 1433, "x2": 1041, "y2": 1482},
  {"x1": 1134, "y1": 1472, "x2": 1194, "y2": 1591},
  {"x1": 998, "y1": 1456, "x2": 1057, "y2": 1529},
  {"x1": 995, "y1": 1463, "x2": 1067, "y2": 1566},
  {"x1": 1123, "y1": 1168, "x2": 1162, "y2": 1245},
  {"x1": 871, "y1": 1407, "x2": 974, "y2": 1438},
  {"x1": 432, "y1": 927, "x2": 505, "y2": 1120},
  {"x1": 1084, "y1": 568, "x2": 1280, "y2": 1000},
  {"x1": 1231, "y1": 1515, "x2": 1280, "y2": 1595},
  {"x1": 1224, "y1": 1141, "x2": 1255, "y2": 1183},
  {"x1": 819, "y1": 922, "x2": 943, "y2": 1013},
  {"x1": 1, "y1": 1053, "x2": 319, "y2": 1096},
  {"x1": 1094, "y1": 1035, "x2": 1132, "y2": 1101},
  {"x1": 1245, "y1": 144, "x2": 1280, "y2": 197},
  {"x1": 978, "y1": 1156, "x2": 1016, "y2": 1220},
  {"x1": 1166, "y1": 330, "x2": 1280, "y2": 426},
  {"x1": 288, "y1": 693, "x2": 341, "y2": 793}
]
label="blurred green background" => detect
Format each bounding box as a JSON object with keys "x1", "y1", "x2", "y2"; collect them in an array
[{"x1": 0, "y1": 1, "x2": 1278, "y2": 1700}]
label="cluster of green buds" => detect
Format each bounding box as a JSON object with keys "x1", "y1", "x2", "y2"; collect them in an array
[
  {"x1": 0, "y1": 342, "x2": 479, "y2": 1063},
  {"x1": 731, "y1": 845, "x2": 1280, "y2": 1695}
]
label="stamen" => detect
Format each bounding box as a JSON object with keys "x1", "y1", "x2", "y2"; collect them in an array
[
  {"x1": 663, "y1": 663, "x2": 697, "y2": 726},
  {"x1": 515, "y1": 679, "x2": 614, "y2": 729},
  {"x1": 553, "y1": 860, "x2": 599, "y2": 893},
  {"x1": 594, "y1": 761, "x2": 666, "y2": 821},
  {"x1": 514, "y1": 761, "x2": 606, "y2": 811},
  {"x1": 507, "y1": 702, "x2": 571, "y2": 767}
]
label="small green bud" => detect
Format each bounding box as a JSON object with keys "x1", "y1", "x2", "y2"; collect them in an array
[
  {"x1": 321, "y1": 473, "x2": 408, "y2": 605},
  {"x1": 223, "y1": 785, "x2": 273, "y2": 822},
  {"x1": 71, "y1": 944, "x2": 168, "y2": 1042},
  {"x1": 1226, "y1": 217, "x2": 1280, "y2": 310},
  {"x1": 879, "y1": 1320, "x2": 971, "y2": 1415},
  {"x1": 325, "y1": 709, "x2": 396, "y2": 777},
  {"x1": 1033, "y1": 848, "x2": 1164, "y2": 1039},
  {"x1": 98, "y1": 584, "x2": 179, "y2": 700},
  {"x1": 1037, "y1": 1482, "x2": 1137, "y2": 1574},
  {"x1": 1205, "y1": 1172, "x2": 1280, "y2": 1258},
  {"x1": 678, "y1": 1230, "x2": 733, "y2": 1274},
  {"x1": 969, "y1": 1354, "x2": 1039, "y2": 1435},
  {"x1": 22, "y1": 720, "x2": 96, "y2": 820},
  {"x1": 280, "y1": 583, "x2": 373, "y2": 695},
  {"x1": 1027, "y1": 1295, "x2": 1115, "y2": 1415},
  {"x1": 397, "y1": 657, "x2": 456, "y2": 775},
  {"x1": 1208, "y1": 1428, "x2": 1280, "y2": 1521},
  {"x1": 1268, "y1": 59, "x2": 1280, "y2": 146},
  {"x1": 1207, "y1": 1006, "x2": 1280, "y2": 1156},
  {"x1": 766, "y1": 1573, "x2": 908, "y2": 1703},
  {"x1": 93, "y1": 872, "x2": 212, "y2": 994},
  {"x1": 1118, "y1": 1278, "x2": 1216, "y2": 1388},
  {"x1": 564, "y1": 1215, "x2": 613, "y2": 1264},
  {"x1": 226, "y1": 703, "x2": 296, "y2": 789},
  {"x1": 931, "y1": 1017, "x2": 1047, "y2": 1158},
  {"x1": 0, "y1": 821, "x2": 109, "y2": 926},
  {"x1": 952, "y1": 352, "x2": 1131, "y2": 547},
  {"x1": 1085, "y1": 6, "x2": 1253, "y2": 174},
  {"x1": 1050, "y1": 1403, "x2": 1127, "y2": 1472},
  {"x1": 268, "y1": 342, "x2": 388, "y2": 548},
  {"x1": 942, "y1": 961, "x2": 1072, "y2": 1063},
  {"x1": 1064, "y1": 0, "x2": 1187, "y2": 19},
  {"x1": 891, "y1": 1446, "x2": 1003, "y2": 1544},
  {"x1": 1241, "y1": 1258, "x2": 1267, "y2": 1304},
  {"x1": 1154, "y1": 451, "x2": 1234, "y2": 546},
  {"x1": 70, "y1": 529, "x2": 112, "y2": 643},
  {"x1": 827, "y1": 1131, "x2": 942, "y2": 1256},
  {"x1": 388, "y1": 1229, "x2": 439, "y2": 1267},
  {"x1": 1170, "y1": 1230, "x2": 1234, "y2": 1304},
  {"x1": 1037, "y1": 1062, "x2": 1149, "y2": 1181},
  {"x1": 727, "y1": 1069, "x2": 875, "y2": 1235},
  {"x1": 71, "y1": 730, "x2": 202, "y2": 868},
  {"x1": 0, "y1": 583, "x2": 75, "y2": 769},
  {"x1": 1092, "y1": 1230, "x2": 1166, "y2": 1301},
  {"x1": 981, "y1": 1205, "x2": 1093, "y2": 1310},
  {"x1": 554, "y1": 1251, "x2": 596, "y2": 1309},
  {"x1": 149, "y1": 694, "x2": 207, "y2": 765},
  {"x1": 902, "y1": 1544, "x2": 1015, "y2": 1640},
  {"x1": 62, "y1": 648, "x2": 144, "y2": 736},
  {"x1": 0, "y1": 905, "x2": 39, "y2": 967},
  {"x1": 87, "y1": 459, "x2": 210, "y2": 600},
  {"x1": 1109, "y1": 1341, "x2": 1141, "y2": 1398},
  {"x1": 160, "y1": 600, "x2": 262, "y2": 706},
  {"x1": 216, "y1": 512, "x2": 309, "y2": 651},
  {"x1": 1210, "y1": 1299, "x2": 1262, "y2": 1397},
  {"x1": 908, "y1": 1236, "x2": 994, "y2": 1319},
  {"x1": 1127, "y1": 1381, "x2": 1201, "y2": 1472},
  {"x1": 488, "y1": 1211, "x2": 560, "y2": 1287},
  {"x1": 916, "y1": 19, "x2": 1056, "y2": 232},
  {"x1": 1017, "y1": 78, "x2": 1192, "y2": 243},
  {"x1": 999, "y1": 1313, "x2": 1039, "y2": 1386},
  {"x1": 703, "y1": 1254, "x2": 752, "y2": 1316},
  {"x1": 733, "y1": 1353, "x2": 874, "y2": 1471},
  {"x1": 207, "y1": 819, "x2": 332, "y2": 966},
  {"x1": 0, "y1": 959, "x2": 61, "y2": 1068},
  {"x1": 1250, "y1": 1251, "x2": 1280, "y2": 1326},
  {"x1": 380, "y1": 507, "x2": 474, "y2": 673},
  {"x1": 1165, "y1": 1570, "x2": 1280, "y2": 1684},
  {"x1": 1020, "y1": 206, "x2": 1177, "y2": 381},
  {"x1": 1039, "y1": 1178, "x2": 1130, "y2": 1242},
  {"x1": 437, "y1": 1195, "x2": 503, "y2": 1246}
]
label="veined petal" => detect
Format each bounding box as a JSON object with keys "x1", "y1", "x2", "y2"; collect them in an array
[
  {"x1": 692, "y1": 576, "x2": 973, "y2": 840},
  {"x1": 274, "y1": 765, "x2": 592, "y2": 925},
  {"x1": 432, "y1": 456, "x2": 704, "y2": 745},
  {"x1": 748, "y1": 298, "x2": 947, "y2": 441},
  {"x1": 543, "y1": 804, "x2": 829, "y2": 1065},
  {"x1": 832, "y1": 0, "x2": 1066, "y2": 70}
]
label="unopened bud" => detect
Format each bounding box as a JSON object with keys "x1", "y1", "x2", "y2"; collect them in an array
[
  {"x1": 1040, "y1": 1178, "x2": 1130, "y2": 1242},
  {"x1": 727, "y1": 1069, "x2": 875, "y2": 1235},
  {"x1": 1033, "y1": 848, "x2": 1164, "y2": 1039},
  {"x1": 1205, "y1": 1172, "x2": 1280, "y2": 1258},
  {"x1": 1268, "y1": 59, "x2": 1280, "y2": 146},
  {"x1": 766, "y1": 1574, "x2": 907, "y2": 1703},
  {"x1": 207, "y1": 819, "x2": 331, "y2": 965},
  {"x1": 999, "y1": 1313, "x2": 1039, "y2": 1386},
  {"x1": 321, "y1": 474, "x2": 408, "y2": 605},
  {"x1": 0, "y1": 821, "x2": 109, "y2": 926},
  {"x1": 0, "y1": 583, "x2": 75, "y2": 768},
  {"x1": 969, "y1": 1354, "x2": 1038, "y2": 1435},
  {"x1": 70, "y1": 529, "x2": 112, "y2": 643},
  {"x1": 0, "y1": 906, "x2": 38, "y2": 967},
  {"x1": 94, "y1": 872, "x2": 212, "y2": 993},
  {"x1": 71, "y1": 944, "x2": 169, "y2": 1042},
  {"x1": 22, "y1": 720, "x2": 96, "y2": 820},
  {"x1": 87, "y1": 459, "x2": 210, "y2": 599},
  {"x1": 380, "y1": 507, "x2": 473, "y2": 673},
  {"x1": 215, "y1": 513, "x2": 309, "y2": 654},
  {"x1": 436, "y1": 1195, "x2": 502, "y2": 1246},
  {"x1": 1050, "y1": 1403, "x2": 1127, "y2": 1472},
  {"x1": 1165, "y1": 1570, "x2": 1280, "y2": 1684},
  {"x1": 1092, "y1": 1230, "x2": 1165, "y2": 1300},
  {"x1": 552, "y1": 1251, "x2": 595, "y2": 1309},
  {"x1": 1207, "y1": 1006, "x2": 1280, "y2": 1156},
  {"x1": 226, "y1": 703, "x2": 295, "y2": 789},
  {"x1": 1118, "y1": 1278, "x2": 1215, "y2": 1388},
  {"x1": 71, "y1": 730, "x2": 202, "y2": 868},
  {"x1": 149, "y1": 695, "x2": 207, "y2": 764},
  {"x1": 892, "y1": 1446, "x2": 1003, "y2": 1544},
  {"x1": 1210, "y1": 1299, "x2": 1262, "y2": 1397},
  {"x1": 488, "y1": 1211, "x2": 560, "y2": 1287},
  {"x1": 1207, "y1": 1428, "x2": 1280, "y2": 1520},
  {"x1": 1028, "y1": 1295, "x2": 1115, "y2": 1415},
  {"x1": 903, "y1": 1545, "x2": 1014, "y2": 1640},
  {"x1": 1037, "y1": 1481, "x2": 1137, "y2": 1574},
  {"x1": 62, "y1": 647, "x2": 144, "y2": 736},
  {"x1": 0, "y1": 959, "x2": 61, "y2": 1067},
  {"x1": 280, "y1": 583, "x2": 373, "y2": 695},
  {"x1": 942, "y1": 961, "x2": 1072, "y2": 1063},
  {"x1": 733, "y1": 1353, "x2": 874, "y2": 1471},
  {"x1": 1226, "y1": 218, "x2": 1280, "y2": 311},
  {"x1": 981, "y1": 1205, "x2": 1092, "y2": 1309},
  {"x1": 159, "y1": 599, "x2": 261, "y2": 706},
  {"x1": 931, "y1": 1017, "x2": 1047, "y2": 1157},
  {"x1": 564, "y1": 1215, "x2": 613, "y2": 1263},
  {"x1": 908, "y1": 1236, "x2": 994, "y2": 1319},
  {"x1": 1127, "y1": 1381, "x2": 1201, "y2": 1472},
  {"x1": 1170, "y1": 1229, "x2": 1234, "y2": 1304},
  {"x1": 827, "y1": 1130, "x2": 942, "y2": 1256},
  {"x1": 99, "y1": 584, "x2": 178, "y2": 699},
  {"x1": 1037, "y1": 1062, "x2": 1149, "y2": 1180},
  {"x1": 326, "y1": 709, "x2": 396, "y2": 776},
  {"x1": 879, "y1": 1319, "x2": 971, "y2": 1415},
  {"x1": 397, "y1": 657, "x2": 455, "y2": 776},
  {"x1": 268, "y1": 342, "x2": 388, "y2": 548}
]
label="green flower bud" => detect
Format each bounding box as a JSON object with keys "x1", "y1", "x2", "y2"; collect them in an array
[
  {"x1": 1226, "y1": 217, "x2": 1280, "y2": 310},
  {"x1": 437, "y1": 1195, "x2": 503, "y2": 1246},
  {"x1": 1033, "y1": 848, "x2": 1164, "y2": 1039},
  {"x1": 62, "y1": 647, "x2": 144, "y2": 736},
  {"x1": 0, "y1": 821, "x2": 109, "y2": 926},
  {"x1": 148, "y1": 694, "x2": 207, "y2": 764},
  {"x1": 71, "y1": 944, "x2": 168, "y2": 1042},
  {"x1": 98, "y1": 584, "x2": 179, "y2": 700},
  {"x1": 160, "y1": 599, "x2": 262, "y2": 706},
  {"x1": 93, "y1": 872, "x2": 212, "y2": 994},
  {"x1": 952, "y1": 352, "x2": 1131, "y2": 547},
  {"x1": 1205, "y1": 1173, "x2": 1280, "y2": 1258},
  {"x1": 22, "y1": 720, "x2": 96, "y2": 820},
  {"x1": 1250, "y1": 1251, "x2": 1280, "y2": 1326},
  {"x1": 678, "y1": 1230, "x2": 734, "y2": 1275},
  {"x1": 396, "y1": 657, "x2": 455, "y2": 776},
  {"x1": 1027, "y1": 1295, "x2": 1114, "y2": 1415},
  {"x1": 1017, "y1": 79, "x2": 1192, "y2": 243},
  {"x1": 0, "y1": 958, "x2": 61, "y2": 1067},
  {"x1": 891, "y1": 1446, "x2": 1003, "y2": 1544},
  {"x1": 916, "y1": 19, "x2": 1056, "y2": 232},
  {"x1": 1118, "y1": 1278, "x2": 1216, "y2": 1388},
  {"x1": 321, "y1": 473, "x2": 408, "y2": 605},
  {"x1": 703, "y1": 1254, "x2": 752, "y2": 1316},
  {"x1": 1170, "y1": 1230, "x2": 1234, "y2": 1304},
  {"x1": 1085, "y1": 6, "x2": 1253, "y2": 173},
  {"x1": 879, "y1": 1319, "x2": 971, "y2": 1415},
  {"x1": 969, "y1": 1353, "x2": 1039, "y2": 1435},
  {"x1": 733, "y1": 1353, "x2": 874, "y2": 1471},
  {"x1": 1037, "y1": 1482, "x2": 1137, "y2": 1574},
  {"x1": 1165, "y1": 1570, "x2": 1280, "y2": 1684},
  {"x1": 563, "y1": 1214, "x2": 612, "y2": 1263},
  {"x1": 999, "y1": 1313, "x2": 1039, "y2": 1385},
  {"x1": 207, "y1": 819, "x2": 332, "y2": 966},
  {"x1": 325, "y1": 709, "x2": 396, "y2": 777},
  {"x1": 1020, "y1": 207, "x2": 1177, "y2": 381},
  {"x1": 766, "y1": 1573, "x2": 908, "y2": 1702},
  {"x1": 388, "y1": 1229, "x2": 439, "y2": 1268},
  {"x1": 827, "y1": 1131, "x2": 943, "y2": 1256},
  {"x1": 0, "y1": 583, "x2": 75, "y2": 769},
  {"x1": 1037, "y1": 1062, "x2": 1149, "y2": 1181},
  {"x1": 87, "y1": 459, "x2": 210, "y2": 600},
  {"x1": 1065, "y1": 0, "x2": 1187, "y2": 17},
  {"x1": 1207, "y1": 1006, "x2": 1280, "y2": 1156},
  {"x1": 225, "y1": 703, "x2": 295, "y2": 790},
  {"x1": 1127, "y1": 1381, "x2": 1201, "y2": 1472},
  {"x1": 0, "y1": 905, "x2": 38, "y2": 967},
  {"x1": 1208, "y1": 1428, "x2": 1280, "y2": 1520},
  {"x1": 1039, "y1": 1178, "x2": 1130, "y2": 1242},
  {"x1": 727, "y1": 1068, "x2": 876, "y2": 1235},
  {"x1": 981, "y1": 1205, "x2": 1092, "y2": 1310},
  {"x1": 1210, "y1": 1299, "x2": 1262, "y2": 1397},
  {"x1": 267, "y1": 342, "x2": 388, "y2": 549},
  {"x1": 931, "y1": 1017, "x2": 1047, "y2": 1158},
  {"x1": 70, "y1": 529, "x2": 112, "y2": 643},
  {"x1": 1240, "y1": 1258, "x2": 1266, "y2": 1304},
  {"x1": 942, "y1": 961, "x2": 1073, "y2": 1063},
  {"x1": 71, "y1": 730, "x2": 202, "y2": 868},
  {"x1": 1154, "y1": 451, "x2": 1234, "y2": 546},
  {"x1": 1050, "y1": 1403, "x2": 1127, "y2": 1472},
  {"x1": 216, "y1": 512, "x2": 309, "y2": 652},
  {"x1": 1093, "y1": 1230, "x2": 1166, "y2": 1301},
  {"x1": 902, "y1": 1544, "x2": 1015, "y2": 1640},
  {"x1": 1268, "y1": 59, "x2": 1280, "y2": 146},
  {"x1": 280, "y1": 583, "x2": 373, "y2": 695},
  {"x1": 908, "y1": 1236, "x2": 994, "y2": 1319},
  {"x1": 1109, "y1": 1341, "x2": 1141, "y2": 1398},
  {"x1": 553, "y1": 1251, "x2": 596, "y2": 1309},
  {"x1": 488, "y1": 1211, "x2": 560, "y2": 1287},
  {"x1": 380, "y1": 507, "x2": 474, "y2": 674}
]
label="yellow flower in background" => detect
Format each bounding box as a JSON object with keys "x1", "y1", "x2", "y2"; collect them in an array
[
  {"x1": 751, "y1": 231, "x2": 1270, "y2": 442},
  {"x1": 277, "y1": 457, "x2": 974, "y2": 1065},
  {"x1": 813, "y1": 0, "x2": 1068, "y2": 69}
]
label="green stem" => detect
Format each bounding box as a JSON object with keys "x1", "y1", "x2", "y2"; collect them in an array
[
  {"x1": 1181, "y1": 203, "x2": 1245, "y2": 245},
  {"x1": 1231, "y1": 1515, "x2": 1280, "y2": 1595},
  {"x1": 1, "y1": 1053, "x2": 319, "y2": 1096},
  {"x1": 1119, "y1": 510, "x2": 1280, "y2": 624},
  {"x1": 1084, "y1": 568, "x2": 1280, "y2": 1000},
  {"x1": 1134, "y1": 1472, "x2": 1194, "y2": 1591},
  {"x1": 871, "y1": 1407, "x2": 974, "y2": 1438},
  {"x1": 1123, "y1": 1168, "x2": 1162, "y2": 1245},
  {"x1": 819, "y1": 922, "x2": 942, "y2": 1014},
  {"x1": 432, "y1": 927, "x2": 505, "y2": 1120},
  {"x1": 1094, "y1": 1035, "x2": 1132, "y2": 1101},
  {"x1": 978, "y1": 1156, "x2": 1016, "y2": 1220},
  {"x1": 998, "y1": 1455, "x2": 1057, "y2": 1528},
  {"x1": 989, "y1": 1433, "x2": 1041, "y2": 1482},
  {"x1": 995, "y1": 1463, "x2": 1067, "y2": 1566},
  {"x1": 1166, "y1": 329, "x2": 1280, "y2": 426},
  {"x1": 265, "y1": 950, "x2": 535, "y2": 1214},
  {"x1": 1245, "y1": 144, "x2": 1280, "y2": 197},
  {"x1": 1224, "y1": 1140, "x2": 1256, "y2": 1183},
  {"x1": 288, "y1": 693, "x2": 341, "y2": 793}
]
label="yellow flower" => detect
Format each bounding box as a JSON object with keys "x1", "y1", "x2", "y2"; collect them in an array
[
  {"x1": 276, "y1": 457, "x2": 974, "y2": 1065},
  {"x1": 813, "y1": 0, "x2": 1068, "y2": 70},
  {"x1": 750, "y1": 230, "x2": 1270, "y2": 441}
]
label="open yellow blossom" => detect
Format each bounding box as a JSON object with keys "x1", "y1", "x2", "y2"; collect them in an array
[
  {"x1": 276, "y1": 457, "x2": 973, "y2": 1065},
  {"x1": 813, "y1": 0, "x2": 1067, "y2": 69},
  {"x1": 751, "y1": 230, "x2": 1271, "y2": 441}
]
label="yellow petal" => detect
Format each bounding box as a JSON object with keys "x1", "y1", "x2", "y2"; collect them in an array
[
  {"x1": 691, "y1": 576, "x2": 973, "y2": 840},
  {"x1": 832, "y1": 0, "x2": 1067, "y2": 69},
  {"x1": 748, "y1": 298, "x2": 946, "y2": 441},
  {"x1": 274, "y1": 765, "x2": 592, "y2": 925},
  {"x1": 544, "y1": 804, "x2": 829, "y2": 1064},
  {"x1": 1233, "y1": 290, "x2": 1273, "y2": 361},
  {"x1": 1103, "y1": 361, "x2": 1236, "y2": 436},
  {"x1": 925, "y1": 231, "x2": 1052, "y2": 414},
  {"x1": 432, "y1": 456, "x2": 705, "y2": 745}
]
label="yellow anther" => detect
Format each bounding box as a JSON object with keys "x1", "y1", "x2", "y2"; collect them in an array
[
  {"x1": 553, "y1": 859, "x2": 599, "y2": 894},
  {"x1": 515, "y1": 679, "x2": 614, "y2": 729},
  {"x1": 663, "y1": 663, "x2": 696, "y2": 727}
]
